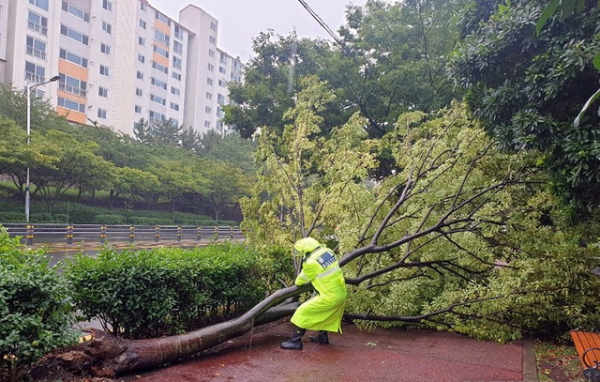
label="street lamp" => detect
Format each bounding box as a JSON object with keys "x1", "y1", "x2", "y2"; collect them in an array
[{"x1": 25, "y1": 74, "x2": 60, "y2": 222}]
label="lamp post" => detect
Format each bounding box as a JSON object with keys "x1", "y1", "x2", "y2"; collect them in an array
[{"x1": 25, "y1": 74, "x2": 60, "y2": 222}]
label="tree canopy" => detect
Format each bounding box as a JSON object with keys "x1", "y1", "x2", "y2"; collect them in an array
[
  {"x1": 0, "y1": 85, "x2": 254, "y2": 221},
  {"x1": 451, "y1": 0, "x2": 600, "y2": 215}
]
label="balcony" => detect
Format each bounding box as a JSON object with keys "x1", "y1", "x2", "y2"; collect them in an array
[
  {"x1": 28, "y1": 21, "x2": 48, "y2": 36},
  {"x1": 26, "y1": 46, "x2": 47, "y2": 60},
  {"x1": 25, "y1": 72, "x2": 46, "y2": 83},
  {"x1": 59, "y1": 83, "x2": 87, "y2": 98}
]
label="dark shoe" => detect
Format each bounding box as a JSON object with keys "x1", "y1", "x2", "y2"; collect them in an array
[
  {"x1": 309, "y1": 331, "x2": 329, "y2": 345},
  {"x1": 280, "y1": 326, "x2": 306, "y2": 350}
]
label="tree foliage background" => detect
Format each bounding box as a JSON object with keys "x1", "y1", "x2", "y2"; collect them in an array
[
  {"x1": 236, "y1": 0, "x2": 600, "y2": 341},
  {"x1": 0, "y1": 85, "x2": 255, "y2": 222}
]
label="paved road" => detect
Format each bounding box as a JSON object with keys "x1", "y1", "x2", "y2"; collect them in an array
[{"x1": 125, "y1": 320, "x2": 537, "y2": 382}]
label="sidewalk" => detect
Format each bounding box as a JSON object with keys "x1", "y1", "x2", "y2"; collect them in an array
[{"x1": 126, "y1": 320, "x2": 538, "y2": 382}]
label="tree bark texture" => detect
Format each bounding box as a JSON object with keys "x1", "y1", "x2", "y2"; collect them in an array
[{"x1": 34, "y1": 286, "x2": 307, "y2": 378}]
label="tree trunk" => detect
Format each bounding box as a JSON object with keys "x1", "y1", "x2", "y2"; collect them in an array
[{"x1": 33, "y1": 286, "x2": 308, "y2": 378}]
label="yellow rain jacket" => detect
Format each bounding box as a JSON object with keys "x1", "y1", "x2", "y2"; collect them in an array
[{"x1": 291, "y1": 246, "x2": 347, "y2": 332}]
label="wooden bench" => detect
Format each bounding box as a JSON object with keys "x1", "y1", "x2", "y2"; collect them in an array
[{"x1": 571, "y1": 331, "x2": 600, "y2": 381}]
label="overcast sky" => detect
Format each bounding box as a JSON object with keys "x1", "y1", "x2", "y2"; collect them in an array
[{"x1": 150, "y1": 0, "x2": 368, "y2": 62}]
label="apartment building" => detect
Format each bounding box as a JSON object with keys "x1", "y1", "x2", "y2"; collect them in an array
[{"x1": 0, "y1": 0, "x2": 244, "y2": 136}]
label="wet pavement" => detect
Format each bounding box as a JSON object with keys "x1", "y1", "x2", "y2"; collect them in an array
[{"x1": 126, "y1": 320, "x2": 537, "y2": 382}]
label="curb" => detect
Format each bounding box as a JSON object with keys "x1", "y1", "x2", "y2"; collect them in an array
[{"x1": 522, "y1": 338, "x2": 538, "y2": 382}]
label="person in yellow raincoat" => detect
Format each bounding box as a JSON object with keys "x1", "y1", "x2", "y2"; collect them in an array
[{"x1": 281, "y1": 237, "x2": 347, "y2": 350}]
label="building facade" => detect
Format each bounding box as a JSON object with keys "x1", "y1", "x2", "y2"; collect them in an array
[{"x1": 0, "y1": 0, "x2": 243, "y2": 136}]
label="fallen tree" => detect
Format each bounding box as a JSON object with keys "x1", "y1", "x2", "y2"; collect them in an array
[{"x1": 31, "y1": 92, "x2": 600, "y2": 380}]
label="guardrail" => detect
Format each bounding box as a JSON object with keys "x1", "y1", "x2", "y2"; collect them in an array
[{"x1": 1, "y1": 223, "x2": 244, "y2": 247}]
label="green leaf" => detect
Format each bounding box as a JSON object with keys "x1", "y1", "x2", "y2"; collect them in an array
[
  {"x1": 536, "y1": 0, "x2": 561, "y2": 36},
  {"x1": 593, "y1": 52, "x2": 600, "y2": 71},
  {"x1": 573, "y1": 87, "x2": 600, "y2": 127}
]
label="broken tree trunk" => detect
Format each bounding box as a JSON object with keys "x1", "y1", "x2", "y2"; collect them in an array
[{"x1": 33, "y1": 284, "x2": 309, "y2": 379}]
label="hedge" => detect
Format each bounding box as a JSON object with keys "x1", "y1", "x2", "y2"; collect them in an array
[
  {"x1": 0, "y1": 229, "x2": 76, "y2": 380},
  {"x1": 64, "y1": 244, "x2": 289, "y2": 339}
]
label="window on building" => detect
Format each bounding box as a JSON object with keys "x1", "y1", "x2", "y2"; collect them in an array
[
  {"x1": 154, "y1": 30, "x2": 170, "y2": 46},
  {"x1": 217, "y1": 94, "x2": 225, "y2": 105},
  {"x1": 172, "y1": 72, "x2": 181, "y2": 81},
  {"x1": 58, "y1": 73, "x2": 87, "y2": 97},
  {"x1": 98, "y1": 87, "x2": 108, "y2": 97},
  {"x1": 135, "y1": 105, "x2": 142, "y2": 113},
  {"x1": 62, "y1": 1, "x2": 90, "y2": 22},
  {"x1": 99, "y1": 65, "x2": 109, "y2": 76},
  {"x1": 25, "y1": 61, "x2": 45, "y2": 83},
  {"x1": 60, "y1": 49, "x2": 88, "y2": 67},
  {"x1": 220, "y1": 52, "x2": 228, "y2": 64},
  {"x1": 136, "y1": 71, "x2": 143, "y2": 79},
  {"x1": 210, "y1": 22, "x2": 217, "y2": 31},
  {"x1": 97, "y1": 108, "x2": 107, "y2": 119},
  {"x1": 151, "y1": 77, "x2": 167, "y2": 90},
  {"x1": 208, "y1": 49, "x2": 215, "y2": 58},
  {"x1": 219, "y1": 66, "x2": 226, "y2": 74},
  {"x1": 170, "y1": 102, "x2": 179, "y2": 111},
  {"x1": 137, "y1": 54, "x2": 145, "y2": 63},
  {"x1": 29, "y1": 0, "x2": 49, "y2": 11},
  {"x1": 138, "y1": 37, "x2": 145, "y2": 46},
  {"x1": 150, "y1": 94, "x2": 166, "y2": 105},
  {"x1": 139, "y1": 19, "x2": 146, "y2": 29},
  {"x1": 173, "y1": 40, "x2": 183, "y2": 55},
  {"x1": 155, "y1": 11, "x2": 171, "y2": 25},
  {"x1": 102, "y1": 21, "x2": 112, "y2": 34},
  {"x1": 205, "y1": 92, "x2": 212, "y2": 100},
  {"x1": 58, "y1": 97, "x2": 85, "y2": 112},
  {"x1": 100, "y1": 43, "x2": 110, "y2": 55},
  {"x1": 60, "y1": 25, "x2": 89, "y2": 45},
  {"x1": 171, "y1": 87, "x2": 180, "y2": 96},
  {"x1": 149, "y1": 110, "x2": 165, "y2": 121},
  {"x1": 28, "y1": 11, "x2": 48, "y2": 36},
  {"x1": 204, "y1": 120, "x2": 211, "y2": 128},
  {"x1": 172, "y1": 56, "x2": 182, "y2": 70},
  {"x1": 218, "y1": 79, "x2": 226, "y2": 87},
  {"x1": 174, "y1": 25, "x2": 184, "y2": 40},
  {"x1": 209, "y1": 36, "x2": 216, "y2": 44},
  {"x1": 205, "y1": 106, "x2": 211, "y2": 114},
  {"x1": 207, "y1": 78, "x2": 213, "y2": 86},
  {"x1": 136, "y1": 88, "x2": 143, "y2": 96},
  {"x1": 26, "y1": 36, "x2": 47, "y2": 60},
  {"x1": 102, "y1": 0, "x2": 112, "y2": 11},
  {"x1": 153, "y1": 45, "x2": 168, "y2": 58},
  {"x1": 152, "y1": 61, "x2": 168, "y2": 74},
  {"x1": 207, "y1": 63, "x2": 214, "y2": 71},
  {"x1": 140, "y1": 2, "x2": 146, "y2": 11}
]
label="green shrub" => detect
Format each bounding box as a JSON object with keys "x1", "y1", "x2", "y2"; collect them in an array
[
  {"x1": 128, "y1": 216, "x2": 159, "y2": 225},
  {"x1": 94, "y1": 214, "x2": 124, "y2": 225},
  {"x1": 64, "y1": 244, "x2": 273, "y2": 339},
  {"x1": 0, "y1": 228, "x2": 76, "y2": 382},
  {"x1": 0, "y1": 212, "x2": 25, "y2": 223}
]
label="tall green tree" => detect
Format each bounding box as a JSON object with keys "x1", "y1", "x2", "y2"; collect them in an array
[
  {"x1": 335, "y1": 0, "x2": 463, "y2": 134},
  {"x1": 223, "y1": 31, "x2": 337, "y2": 138},
  {"x1": 133, "y1": 118, "x2": 186, "y2": 147},
  {"x1": 241, "y1": 76, "x2": 377, "y2": 247},
  {"x1": 451, "y1": 0, "x2": 600, "y2": 215},
  {"x1": 196, "y1": 130, "x2": 257, "y2": 174},
  {"x1": 30, "y1": 130, "x2": 115, "y2": 210},
  {"x1": 224, "y1": 0, "x2": 463, "y2": 142}
]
